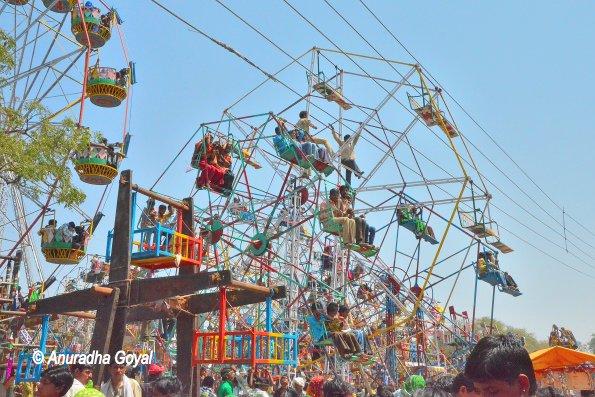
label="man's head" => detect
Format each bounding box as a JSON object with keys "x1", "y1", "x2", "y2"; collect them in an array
[
  {"x1": 338, "y1": 304, "x2": 349, "y2": 317},
  {"x1": 452, "y1": 373, "x2": 478, "y2": 396},
  {"x1": 323, "y1": 377, "x2": 352, "y2": 397},
  {"x1": 108, "y1": 362, "x2": 126, "y2": 383},
  {"x1": 343, "y1": 134, "x2": 350, "y2": 142},
  {"x1": 326, "y1": 302, "x2": 339, "y2": 317},
  {"x1": 221, "y1": 367, "x2": 235, "y2": 381},
  {"x1": 202, "y1": 375, "x2": 215, "y2": 389},
  {"x1": 427, "y1": 374, "x2": 454, "y2": 394},
  {"x1": 279, "y1": 375, "x2": 290, "y2": 388},
  {"x1": 36, "y1": 366, "x2": 74, "y2": 397},
  {"x1": 299, "y1": 110, "x2": 308, "y2": 119},
  {"x1": 71, "y1": 363, "x2": 92, "y2": 386},
  {"x1": 68, "y1": 222, "x2": 76, "y2": 229},
  {"x1": 158, "y1": 205, "x2": 167, "y2": 215},
  {"x1": 293, "y1": 377, "x2": 306, "y2": 392},
  {"x1": 329, "y1": 189, "x2": 339, "y2": 201},
  {"x1": 464, "y1": 333, "x2": 536, "y2": 397},
  {"x1": 48, "y1": 220, "x2": 57, "y2": 226},
  {"x1": 338, "y1": 185, "x2": 349, "y2": 198},
  {"x1": 152, "y1": 376, "x2": 182, "y2": 397}
]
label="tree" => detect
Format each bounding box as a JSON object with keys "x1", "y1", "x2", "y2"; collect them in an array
[
  {"x1": 475, "y1": 317, "x2": 549, "y2": 353},
  {"x1": 1, "y1": 29, "x2": 91, "y2": 207}
]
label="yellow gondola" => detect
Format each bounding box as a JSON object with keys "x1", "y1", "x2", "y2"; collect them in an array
[
  {"x1": 70, "y1": 6, "x2": 112, "y2": 48},
  {"x1": 42, "y1": 0, "x2": 73, "y2": 13},
  {"x1": 86, "y1": 66, "x2": 128, "y2": 108},
  {"x1": 74, "y1": 157, "x2": 118, "y2": 185},
  {"x1": 41, "y1": 242, "x2": 85, "y2": 265}
]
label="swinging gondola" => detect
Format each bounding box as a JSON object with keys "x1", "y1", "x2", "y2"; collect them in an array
[
  {"x1": 86, "y1": 64, "x2": 130, "y2": 108},
  {"x1": 74, "y1": 134, "x2": 130, "y2": 185},
  {"x1": 70, "y1": 3, "x2": 113, "y2": 48},
  {"x1": 407, "y1": 92, "x2": 458, "y2": 138},
  {"x1": 42, "y1": 0, "x2": 73, "y2": 13},
  {"x1": 397, "y1": 205, "x2": 438, "y2": 244},
  {"x1": 4, "y1": 0, "x2": 28, "y2": 5},
  {"x1": 310, "y1": 72, "x2": 351, "y2": 110},
  {"x1": 41, "y1": 213, "x2": 103, "y2": 265},
  {"x1": 458, "y1": 210, "x2": 497, "y2": 238},
  {"x1": 192, "y1": 133, "x2": 235, "y2": 197}
]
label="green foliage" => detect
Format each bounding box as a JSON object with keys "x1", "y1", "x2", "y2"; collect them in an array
[
  {"x1": 1, "y1": 29, "x2": 90, "y2": 207},
  {"x1": 475, "y1": 317, "x2": 549, "y2": 353},
  {"x1": 0, "y1": 29, "x2": 15, "y2": 74}
]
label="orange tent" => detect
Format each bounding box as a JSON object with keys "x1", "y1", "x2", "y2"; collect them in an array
[{"x1": 530, "y1": 346, "x2": 595, "y2": 390}]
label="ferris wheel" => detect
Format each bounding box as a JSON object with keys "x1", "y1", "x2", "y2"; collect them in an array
[
  {"x1": 0, "y1": 0, "x2": 134, "y2": 368},
  {"x1": 135, "y1": 47, "x2": 520, "y2": 380}
]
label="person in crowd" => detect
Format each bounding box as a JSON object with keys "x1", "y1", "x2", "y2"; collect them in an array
[
  {"x1": 427, "y1": 374, "x2": 455, "y2": 395},
  {"x1": 331, "y1": 126, "x2": 363, "y2": 185},
  {"x1": 200, "y1": 375, "x2": 217, "y2": 397},
  {"x1": 252, "y1": 377, "x2": 273, "y2": 397},
  {"x1": 273, "y1": 375, "x2": 296, "y2": 397},
  {"x1": 100, "y1": 362, "x2": 142, "y2": 397},
  {"x1": 395, "y1": 375, "x2": 426, "y2": 397},
  {"x1": 322, "y1": 378, "x2": 353, "y2": 397},
  {"x1": 38, "y1": 219, "x2": 57, "y2": 246},
  {"x1": 291, "y1": 377, "x2": 306, "y2": 397},
  {"x1": 217, "y1": 368, "x2": 236, "y2": 397},
  {"x1": 464, "y1": 333, "x2": 536, "y2": 397},
  {"x1": 35, "y1": 366, "x2": 74, "y2": 397},
  {"x1": 152, "y1": 376, "x2": 182, "y2": 397},
  {"x1": 65, "y1": 364, "x2": 93, "y2": 396},
  {"x1": 451, "y1": 373, "x2": 478, "y2": 396},
  {"x1": 147, "y1": 363, "x2": 165, "y2": 383},
  {"x1": 319, "y1": 189, "x2": 356, "y2": 245},
  {"x1": 55, "y1": 222, "x2": 77, "y2": 244},
  {"x1": 411, "y1": 389, "x2": 452, "y2": 397}
]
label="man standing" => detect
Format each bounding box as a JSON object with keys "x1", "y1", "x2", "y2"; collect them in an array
[
  {"x1": 100, "y1": 363, "x2": 142, "y2": 397},
  {"x1": 217, "y1": 368, "x2": 235, "y2": 397},
  {"x1": 64, "y1": 364, "x2": 92, "y2": 396},
  {"x1": 331, "y1": 127, "x2": 363, "y2": 185}
]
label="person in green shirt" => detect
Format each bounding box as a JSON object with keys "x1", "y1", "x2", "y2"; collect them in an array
[{"x1": 217, "y1": 368, "x2": 235, "y2": 397}]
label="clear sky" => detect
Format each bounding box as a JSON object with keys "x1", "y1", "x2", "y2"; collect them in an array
[{"x1": 5, "y1": 1, "x2": 595, "y2": 346}]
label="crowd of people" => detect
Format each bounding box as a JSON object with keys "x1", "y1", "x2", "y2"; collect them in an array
[{"x1": 23, "y1": 333, "x2": 592, "y2": 397}]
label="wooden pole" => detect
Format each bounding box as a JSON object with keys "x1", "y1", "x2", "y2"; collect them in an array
[
  {"x1": 176, "y1": 197, "x2": 197, "y2": 396},
  {"x1": 130, "y1": 184, "x2": 190, "y2": 211}
]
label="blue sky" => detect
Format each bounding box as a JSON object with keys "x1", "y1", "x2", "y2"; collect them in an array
[{"x1": 4, "y1": 1, "x2": 595, "y2": 345}]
